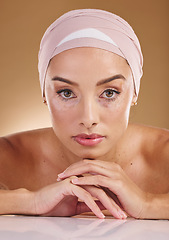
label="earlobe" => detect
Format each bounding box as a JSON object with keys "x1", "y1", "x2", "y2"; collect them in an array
[
  {"x1": 43, "y1": 98, "x2": 47, "y2": 105},
  {"x1": 131, "y1": 94, "x2": 138, "y2": 106}
]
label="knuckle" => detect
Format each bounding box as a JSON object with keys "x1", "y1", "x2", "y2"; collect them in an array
[
  {"x1": 115, "y1": 179, "x2": 124, "y2": 188},
  {"x1": 83, "y1": 159, "x2": 89, "y2": 163},
  {"x1": 95, "y1": 175, "x2": 103, "y2": 183},
  {"x1": 95, "y1": 188, "x2": 106, "y2": 198},
  {"x1": 64, "y1": 177, "x2": 74, "y2": 187},
  {"x1": 65, "y1": 177, "x2": 71, "y2": 183},
  {"x1": 83, "y1": 160, "x2": 94, "y2": 169},
  {"x1": 69, "y1": 176, "x2": 78, "y2": 181}
]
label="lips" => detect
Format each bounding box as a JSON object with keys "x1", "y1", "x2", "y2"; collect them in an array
[{"x1": 73, "y1": 133, "x2": 105, "y2": 146}]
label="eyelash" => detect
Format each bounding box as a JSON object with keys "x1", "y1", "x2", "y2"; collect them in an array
[
  {"x1": 100, "y1": 89, "x2": 121, "y2": 101},
  {"x1": 56, "y1": 89, "x2": 76, "y2": 101},
  {"x1": 56, "y1": 88, "x2": 121, "y2": 102}
]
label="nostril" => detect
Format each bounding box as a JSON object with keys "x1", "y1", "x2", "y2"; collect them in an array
[{"x1": 80, "y1": 121, "x2": 98, "y2": 129}]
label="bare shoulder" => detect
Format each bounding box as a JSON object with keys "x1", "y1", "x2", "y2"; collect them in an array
[
  {"x1": 123, "y1": 124, "x2": 169, "y2": 193},
  {"x1": 0, "y1": 127, "x2": 55, "y2": 159},
  {"x1": 127, "y1": 123, "x2": 169, "y2": 166},
  {"x1": 128, "y1": 123, "x2": 169, "y2": 148},
  {"x1": 0, "y1": 128, "x2": 56, "y2": 189}
]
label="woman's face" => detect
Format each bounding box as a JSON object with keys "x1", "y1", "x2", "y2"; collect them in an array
[{"x1": 45, "y1": 47, "x2": 136, "y2": 159}]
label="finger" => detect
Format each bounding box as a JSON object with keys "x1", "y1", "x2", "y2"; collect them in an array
[
  {"x1": 76, "y1": 200, "x2": 105, "y2": 215},
  {"x1": 58, "y1": 160, "x2": 99, "y2": 179},
  {"x1": 100, "y1": 186, "x2": 123, "y2": 209},
  {"x1": 69, "y1": 184, "x2": 105, "y2": 219},
  {"x1": 57, "y1": 175, "x2": 82, "y2": 182},
  {"x1": 82, "y1": 185, "x2": 127, "y2": 219},
  {"x1": 71, "y1": 175, "x2": 121, "y2": 199},
  {"x1": 58, "y1": 162, "x2": 116, "y2": 180},
  {"x1": 58, "y1": 159, "x2": 122, "y2": 178},
  {"x1": 83, "y1": 159, "x2": 121, "y2": 170}
]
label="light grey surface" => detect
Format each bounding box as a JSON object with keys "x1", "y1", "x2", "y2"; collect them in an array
[{"x1": 0, "y1": 215, "x2": 168, "y2": 240}]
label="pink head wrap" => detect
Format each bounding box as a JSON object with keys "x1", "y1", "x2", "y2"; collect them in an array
[{"x1": 38, "y1": 9, "x2": 143, "y2": 97}]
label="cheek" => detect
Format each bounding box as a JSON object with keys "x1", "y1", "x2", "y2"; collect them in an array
[
  {"x1": 103, "y1": 106, "x2": 129, "y2": 129},
  {"x1": 102, "y1": 92, "x2": 132, "y2": 128},
  {"x1": 47, "y1": 99, "x2": 77, "y2": 128}
]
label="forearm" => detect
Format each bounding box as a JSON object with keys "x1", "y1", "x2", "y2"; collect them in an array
[
  {"x1": 0, "y1": 188, "x2": 35, "y2": 215},
  {"x1": 143, "y1": 193, "x2": 169, "y2": 219}
]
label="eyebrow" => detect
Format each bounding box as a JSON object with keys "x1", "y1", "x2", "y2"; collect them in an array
[
  {"x1": 96, "y1": 74, "x2": 126, "y2": 86},
  {"x1": 51, "y1": 74, "x2": 126, "y2": 86},
  {"x1": 51, "y1": 76, "x2": 78, "y2": 86}
]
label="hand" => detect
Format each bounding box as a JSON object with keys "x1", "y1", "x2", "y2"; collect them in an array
[
  {"x1": 32, "y1": 174, "x2": 128, "y2": 219},
  {"x1": 58, "y1": 160, "x2": 147, "y2": 219},
  {"x1": 32, "y1": 177, "x2": 106, "y2": 218}
]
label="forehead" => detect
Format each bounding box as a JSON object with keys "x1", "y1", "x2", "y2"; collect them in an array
[{"x1": 47, "y1": 47, "x2": 132, "y2": 80}]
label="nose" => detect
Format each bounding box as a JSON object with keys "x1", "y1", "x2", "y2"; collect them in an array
[{"x1": 79, "y1": 98, "x2": 99, "y2": 129}]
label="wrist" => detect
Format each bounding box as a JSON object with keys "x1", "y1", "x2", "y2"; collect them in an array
[
  {"x1": 139, "y1": 192, "x2": 153, "y2": 219},
  {"x1": 140, "y1": 192, "x2": 169, "y2": 219}
]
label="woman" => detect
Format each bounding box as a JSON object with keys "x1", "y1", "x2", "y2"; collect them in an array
[{"x1": 0, "y1": 9, "x2": 168, "y2": 219}]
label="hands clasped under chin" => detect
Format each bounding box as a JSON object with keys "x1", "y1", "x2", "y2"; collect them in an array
[{"x1": 57, "y1": 159, "x2": 148, "y2": 219}]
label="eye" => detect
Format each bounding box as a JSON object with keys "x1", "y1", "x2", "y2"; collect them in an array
[
  {"x1": 100, "y1": 89, "x2": 120, "y2": 100},
  {"x1": 57, "y1": 89, "x2": 76, "y2": 100}
]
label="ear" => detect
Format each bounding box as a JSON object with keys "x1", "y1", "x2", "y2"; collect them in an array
[
  {"x1": 131, "y1": 94, "x2": 138, "y2": 106},
  {"x1": 43, "y1": 97, "x2": 47, "y2": 105}
]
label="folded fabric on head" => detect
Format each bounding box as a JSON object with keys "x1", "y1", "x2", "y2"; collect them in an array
[{"x1": 38, "y1": 9, "x2": 143, "y2": 97}]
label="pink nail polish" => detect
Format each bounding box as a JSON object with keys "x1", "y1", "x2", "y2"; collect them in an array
[
  {"x1": 122, "y1": 212, "x2": 127, "y2": 219},
  {"x1": 56, "y1": 177, "x2": 61, "y2": 181},
  {"x1": 58, "y1": 173, "x2": 64, "y2": 178},
  {"x1": 99, "y1": 212, "x2": 105, "y2": 219},
  {"x1": 118, "y1": 210, "x2": 127, "y2": 219},
  {"x1": 72, "y1": 178, "x2": 78, "y2": 184}
]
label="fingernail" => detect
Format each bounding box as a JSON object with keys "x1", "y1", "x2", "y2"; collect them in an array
[
  {"x1": 122, "y1": 212, "x2": 127, "y2": 219},
  {"x1": 118, "y1": 210, "x2": 127, "y2": 219},
  {"x1": 58, "y1": 172, "x2": 65, "y2": 178},
  {"x1": 71, "y1": 178, "x2": 79, "y2": 184},
  {"x1": 56, "y1": 177, "x2": 61, "y2": 181},
  {"x1": 99, "y1": 212, "x2": 105, "y2": 219}
]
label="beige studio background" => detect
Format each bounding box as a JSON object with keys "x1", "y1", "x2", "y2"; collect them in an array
[{"x1": 0, "y1": 0, "x2": 169, "y2": 136}]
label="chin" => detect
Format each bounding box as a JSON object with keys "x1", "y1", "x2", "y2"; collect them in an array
[{"x1": 74, "y1": 148, "x2": 108, "y2": 160}]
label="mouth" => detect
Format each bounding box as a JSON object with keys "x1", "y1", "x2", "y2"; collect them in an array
[{"x1": 73, "y1": 133, "x2": 105, "y2": 146}]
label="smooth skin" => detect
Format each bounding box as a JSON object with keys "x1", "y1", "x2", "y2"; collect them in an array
[{"x1": 0, "y1": 48, "x2": 169, "y2": 219}]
